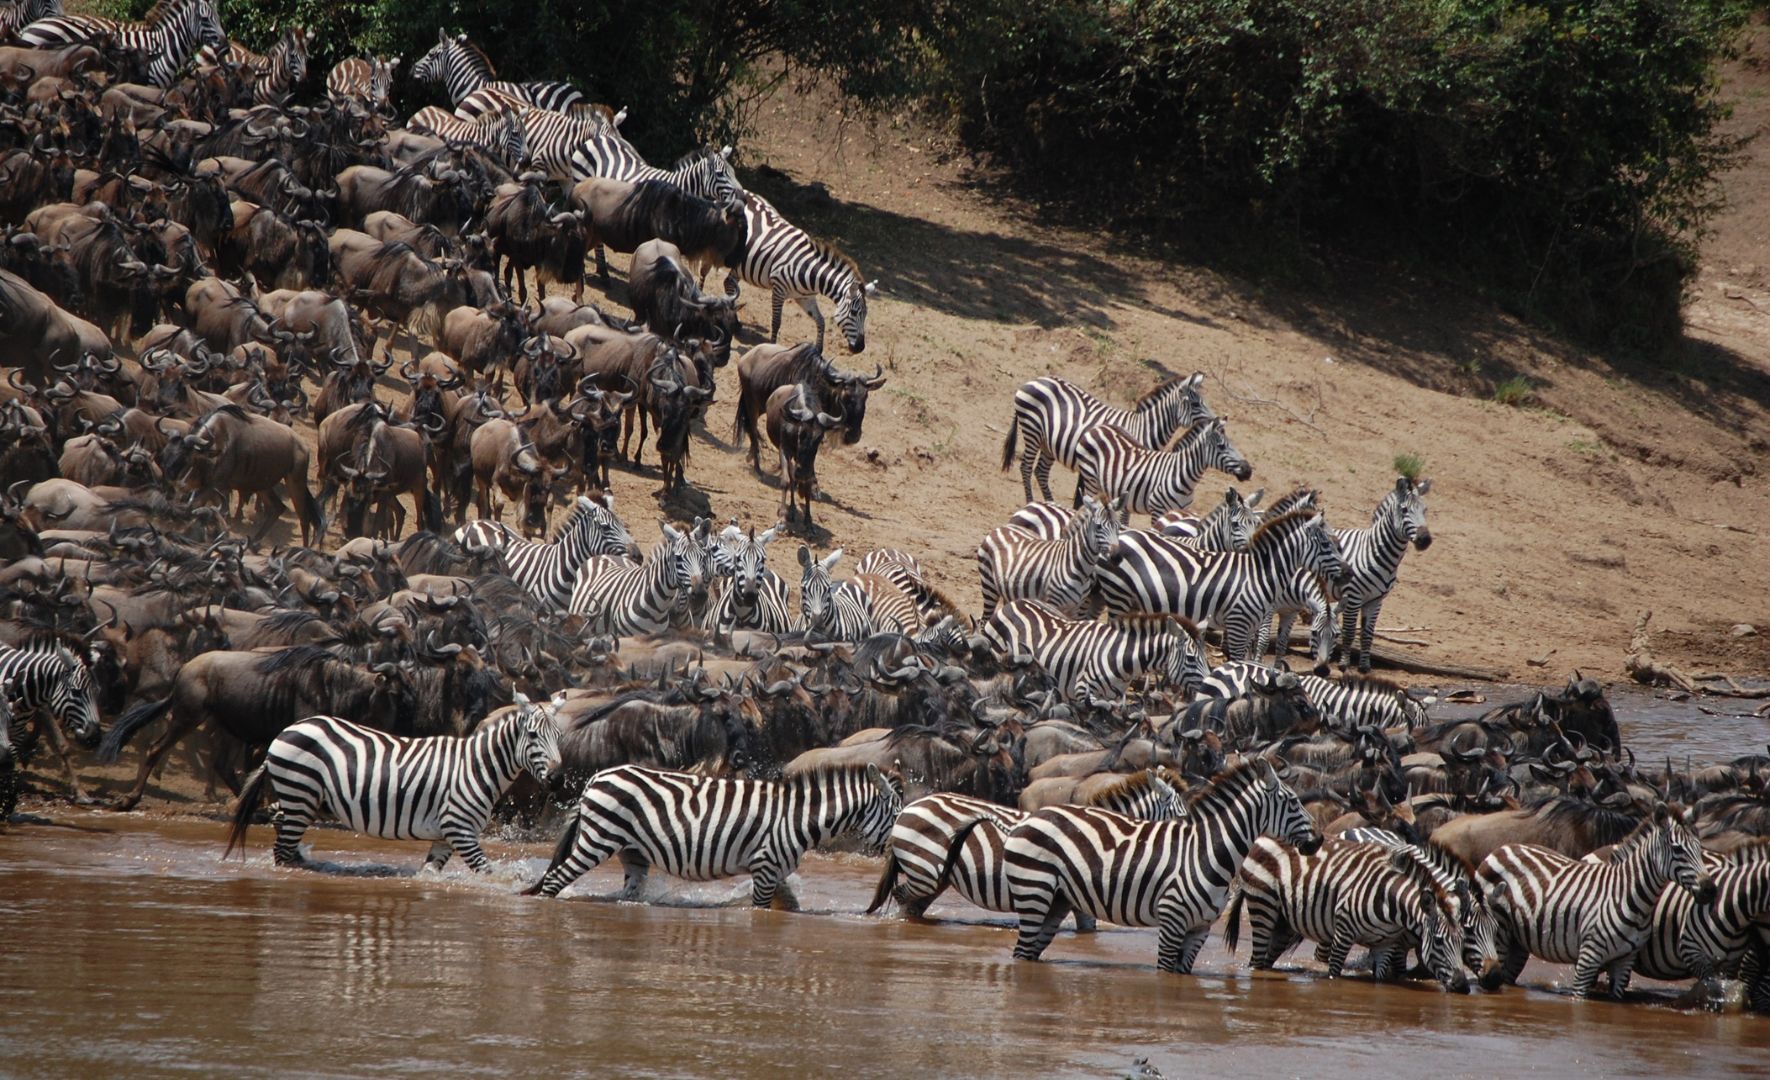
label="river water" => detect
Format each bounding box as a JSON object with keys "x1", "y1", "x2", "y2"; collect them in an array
[{"x1": 2, "y1": 685, "x2": 1765, "y2": 1078}]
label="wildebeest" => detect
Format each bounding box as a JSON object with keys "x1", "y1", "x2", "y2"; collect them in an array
[
  {"x1": 439, "y1": 301, "x2": 528, "y2": 384},
  {"x1": 765, "y1": 383, "x2": 843, "y2": 529},
  {"x1": 734, "y1": 342, "x2": 883, "y2": 469},
  {"x1": 160, "y1": 404, "x2": 321, "y2": 545},
  {"x1": 217, "y1": 201, "x2": 330, "y2": 289},
  {"x1": 485, "y1": 173, "x2": 587, "y2": 304},
  {"x1": 335, "y1": 161, "x2": 476, "y2": 233},
  {"x1": 329, "y1": 230, "x2": 474, "y2": 354},
  {"x1": 98, "y1": 645, "x2": 418, "y2": 810},
  {"x1": 0, "y1": 269, "x2": 94, "y2": 384},
  {"x1": 628, "y1": 238, "x2": 740, "y2": 370},
  {"x1": 470, "y1": 416, "x2": 556, "y2": 536},
  {"x1": 570, "y1": 177, "x2": 747, "y2": 288}
]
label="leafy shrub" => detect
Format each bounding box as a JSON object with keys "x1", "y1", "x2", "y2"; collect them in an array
[
  {"x1": 1493, "y1": 376, "x2": 1534, "y2": 406},
  {"x1": 1393, "y1": 452, "x2": 1427, "y2": 481}
]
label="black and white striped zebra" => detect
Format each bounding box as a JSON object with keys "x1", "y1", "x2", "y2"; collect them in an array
[
  {"x1": 1336, "y1": 827, "x2": 1502, "y2": 984},
  {"x1": 409, "y1": 29, "x2": 584, "y2": 114},
  {"x1": 1332, "y1": 477, "x2": 1432, "y2": 672},
  {"x1": 500, "y1": 103, "x2": 614, "y2": 185},
  {"x1": 0, "y1": 0, "x2": 60, "y2": 43},
  {"x1": 1636, "y1": 846, "x2": 1770, "y2": 988},
  {"x1": 977, "y1": 494, "x2": 1123, "y2": 619},
  {"x1": 869, "y1": 772, "x2": 1186, "y2": 921},
  {"x1": 524, "y1": 762, "x2": 903, "y2": 907},
  {"x1": 0, "y1": 692, "x2": 22, "y2": 819},
  {"x1": 707, "y1": 523, "x2": 794, "y2": 636},
  {"x1": 326, "y1": 55, "x2": 399, "y2": 112},
  {"x1": 1097, "y1": 507, "x2": 1347, "y2": 661},
  {"x1": 719, "y1": 192, "x2": 874, "y2": 353},
  {"x1": 1201, "y1": 662, "x2": 1428, "y2": 731},
  {"x1": 454, "y1": 494, "x2": 637, "y2": 609},
  {"x1": 0, "y1": 641, "x2": 102, "y2": 811},
  {"x1": 568, "y1": 136, "x2": 740, "y2": 205},
  {"x1": 407, "y1": 104, "x2": 528, "y2": 167},
  {"x1": 981, "y1": 599, "x2": 1209, "y2": 703},
  {"x1": 1477, "y1": 806, "x2": 1715, "y2": 997},
  {"x1": 1075, "y1": 418, "x2": 1252, "y2": 518},
  {"x1": 853, "y1": 548, "x2": 959, "y2": 627},
  {"x1": 794, "y1": 545, "x2": 921, "y2": 642},
  {"x1": 568, "y1": 518, "x2": 709, "y2": 635},
  {"x1": 197, "y1": 26, "x2": 310, "y2": 105},
  {"x1": 991, "y1": 758, "x2": 1319, "y2": 971},
  {"x1": 20, "y1": 0, "x2": 224, "y2": 87},
  {"x1": 1258, "y1": 565, "x2": 1337, "y2": 666},
  {"x1": 1225, "y1": 836, "x2": 1470, "y2": 991},
  {"x1": 225, "y1": 695, "x2": 561, "y2": 871},
  {"x1": 1002, "y1": 373, "x2": 1214, "y2": 504},
  {"x1": 1152, "y1": 486, "x2": 1264, "y2": 551}
]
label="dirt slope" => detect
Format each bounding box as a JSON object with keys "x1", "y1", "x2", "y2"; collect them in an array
[{"x1": 598, "y1": 61, "x2": 1768, "y2": 682}]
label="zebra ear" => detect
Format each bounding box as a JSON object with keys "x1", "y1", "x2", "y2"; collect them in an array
[
  {"x1": 660, "y1": 520, "x2": 681, "y2": 541},
  {"x1": 798, "y1": 544, "x2": 813, "y2": 570},
  {"x1": 1395, "y1": 476, "x2": 1411, "y2": 496},
  {"x1": 1415, "y1": 478, "x2": 1432, "y2": 496},
  {"x1": 821, "y1": 548, "x2": 842, "y2": 571},
  {"x1": 513, "y1": 691, "x2": 530, "y2": 706},
  {"x1": 1187, "y1": 372, "x2": 1205, "y2": 389}
]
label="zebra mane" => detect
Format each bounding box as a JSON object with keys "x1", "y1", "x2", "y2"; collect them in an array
[
  {"x1": 1422, "y1": 835, "x2": 1476, "y2": 878},
  {"x1": 142, "y1": 0, "x2": 200, "y2": 27},
  {"x1": 452, "y1": 34, "x2": 497, "y2": 78},
  {"x1": 670, "y1": 145, "x2": 727, "y2": 170},
  {"x1": 1607, "y1": 809, "x2": 1672, "y2": 860},
  {"x1": 1262, "y1": 488, "x2": 1316, "y2": 518},
  {"x1": 786, "y1": 761, "x2": 896, "y2": 788},
  {"x1": 1133, "y1": 373, "x2": 1197, "y2": 411},
  {"x1": 1105, "y1": 611, "x2": 1202, "y2": 641},
  {"x1": 917, "y1": 581, "x2": 963, "y2": 618},
  {"x1": 1245, "y1": 506, "x2": 1319, "y2": 549},
  {"x1": 1081, "y1": 770, "x2": 1157, "y2": 807},
  {"x1": 1184, "y1": 756, "x2": 1275, "y2": 810},
  {"x1": 803, "y1": 232, "x2": 860, "y2": 280},
  {"x1": 1158, "y1": 417, "x2": 1216, "y2": 452}
]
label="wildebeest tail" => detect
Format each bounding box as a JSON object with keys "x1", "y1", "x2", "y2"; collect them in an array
[
  {"x1": 422, "y1": 488, "x2": 443, "y2": 534},
  {"x1": 865, "y1": 848, "x2": 902, "y2": 914},
  {"x1": 520, "y1": 811, "x2": 581, "y2": 896},
  {"x1": 224, "y1": 763, "x2": 273, "y2": 859},
  {"x1": 1000, "y1": 416, "x2": 1019, "y2": 472},
  {"x1": 296, "y1": 483, "x2": 325, "y2": 541},
  {"x1": 97, "y1": 696, "x2": 171, "y2": 763}
]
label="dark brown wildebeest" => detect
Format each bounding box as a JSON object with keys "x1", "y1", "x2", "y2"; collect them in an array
[
  {"x1": 567, "y1": 380, "x2": 632, "y2": 493},
  {"x1": 629, "y1": 237, "x2": 740, "y2": 371},
  {"x1": 485, "y1": 173, "x2": 586, "y2": 304},
  {"x1": 531, "y1": 295, "x2": 610, "y2": 338},
  {"x1": 256, "y1": 288, "x2": 362, "y2": 367},
  {"x1": 161, "y1": 403, "x2": 321, "y2": 545},
  {"x1": 648, "y1": 357, "x2": 711, "y2": 496},
  {"x1": 570, "y1": 177, "x2": 746, "y2": 288},
  {"x1": 199, "y1": 156, "x2": 330, "y2": 222},
  {"x1": 0, "y1": 138, "x2": 78, "y2": 224},
  {"x1": 439, "y1": 301, "x2": 528, "y2": 384},
  {"x1": 23, "y1": 201, "x2": 172, "y2": 341},
  {"x1": 510, "y1": 332, "x2": 577, "y2": 405},
  {"x1": 362, "y1": 209, "x2": 458, "y2": 260},
  {"x1": 311, "y1": 348, "x2": 390, "y2": 424},
  {"x1": 183, "y1": 276, "x2": 295, "y2": 355},
  {"x1": 565, "y1": 322, "x2": 688, "y2": 463},
  {"x1": 217, "y1": 200, "x2": 330, "y2": 290},
  {"x1": 98, "y1": 645, "x2": 419, "y2": 810},
  {"x1": 764, "y1": 383, "x2": 843, "y2": 529},
  {"x1": 335, "y1": 161, "x2": 476, "y2": 233},
  {"x1": 0, "y1": 43, "x2": 104, "y2": 84},
  {"x1": 470, "y1": 416, "x2": 556, "y2": 536},
  {"x1": 0, "y1": 270, "x2": 102, "y2": 386},
  {"x1": 1429, "y1": 795, "x2": 1647, "y2": 868},
  {"x1": 733, "y1": 341, "x2": 883, "y2": 470},
  {"x1": 329, "y1": 230, "x2": 474, "y2": 356},
  {"x1": 321, "y1": 402, "x2": 438, "y2": 540}
]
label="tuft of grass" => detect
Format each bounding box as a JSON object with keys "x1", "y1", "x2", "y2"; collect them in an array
[
  {"x1": 1492, "y1": 376, "x2": 1534, "y2": 407},
  {"x1": 1566, "y1": 437, "x2": 1601, "y2": 455},
  {"x1": 1392, "y1": 452, "x2": 1426, "y2": 481}
]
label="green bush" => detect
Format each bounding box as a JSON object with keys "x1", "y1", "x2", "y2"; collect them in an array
[
  {"x1": 1493, "y1": 375, "x2": 1534, "y2": 406},
  {"x1": 1392, "y1": 452, "x2": 1426, "y2": 481}
]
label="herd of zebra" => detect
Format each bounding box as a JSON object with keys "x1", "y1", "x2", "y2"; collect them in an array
[{"x1": 1, "y1": 0, "x2": 1767, "y2": 1022}]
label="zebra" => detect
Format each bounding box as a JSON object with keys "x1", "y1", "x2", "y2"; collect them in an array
[
  {"x1": 197, "y1": 25, "x2": 310, "y2": 105},
  {"x1": 409, "y1": 29, "x2": 584, "y2": 114},
  {"x1": 0, "y1": 692, "x2": 21, "y2": 819},
  {"x1": 568, "y1": 137, "x2": 741, "y2": 205},
  {"x1": 407, "y1": 104, "x2": 528, "y2": 167},
  {"x1": 224, "y1": 695, "x2": 561, "y2": 872},
  {"x1": 868, "y1": 771, "x2": 1187, "y2": 923},
  {"x1": 1152, "y1": 486, "x2": 1264, "y2": 550},
  {"x1": 0, "y1": 641, "x2": 102, "y2": 812},
  {"x1": 1202, "y1": 662, "x2": 1427, "y2": 731},
  {"x1": 707, "y1": 523, "x2": 794, "y2": 637},
  {"x1": 1332, "y1": 476, "x2": 1432, "y2": 672},
  {"x1": 0, "y1": 0, "x2": 60, "y2": 43},
  {"x1": 976, "y1": 494, "x2": 1123, "y2": 619},
  {"x1": 980, "y1": 599, "x2": 1210, "y2": 703},
  {"x1": 990, "y1": 757, "x2": 1319, "y2": 971},
  {"x1": 1476, "y1": 805, "x2": 1715, "y2": 997},
  {"x1": 327, "y1": 55, "x2": 400, "y2": 113},
  {"x1": 1074, "y1": 418, "x2": 1253, "y2": 518},
  {"x1": 1335, "y1": 827, "x2": 1502, "y2": 985},
  {"x1": 853, "y1": 548, "x2": 960, "y2": 627},
  {"x1": 453, "y1": 494, "x2": 637, "y2": 609},
  {"x1": 1225, "y1": 836, "x2": 1470, "y2": 991},
  {"x1": 1632, "y1": 847, "x2": 1769, "y2": 992},
  {"x1": 1002, "y1": 373, "x2": 1214, "y2": 504},
  {"x1": 794, "y1": 545, "x2": 921, "y2": 642},
  {"x1": 1097, "y1": 507, "x2": 1348, "y2": 661},
  {"x1": 1258, "y1": 565, "x2": 1337, "y2": 667},
  {"x1": 719, "y1": 192, "x2": 874, "y2": 353},
  {"x1": 568, "y1": 518, "x2": 709, "y2": 635},
  {"x1": 498, "y1": 103, "x2": 612, "y2": 186},
  {"x1": 21, "y1": 0, "x2": 223, "y2": 87},
  {"x1": 523, "y1": 762, "x2": 903, "y2": 908}
]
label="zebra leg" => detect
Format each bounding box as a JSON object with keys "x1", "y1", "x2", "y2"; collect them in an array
[
  {"x1": 37, "y1": 719, "x2": 91, "y2": 803},
  {"x1": 1337, "y1": 601, "x2": 1360, "y2": 670},
  {"x1": 617, "y1": 849, "x2": 651, "y2": 899},
  {"x1": 535, "y1": 819, "x2": 620, "y2": 898},
  {"x1": 271, "y1": 804, "x2": 312, "y2": 867},
  {"x1": 750, "y1": 854, "x2": 788, "y2": 909},
  {"x1": 798, "y1": 297, "x2": 825, "y2": 353},
  {"x1": 1012, "y1": 893, "x2": 1073, "y2": 961},
  {"x1": 1357, "y1": 598, "x2": 1383, "y2": 674},
  {"x1": 1570, "y1": 941, "x2": 1608, "y2": 998},
  {"x1": 1034, "y1": 450, "x2": 1055, "y2": 503},
  {"x1": 1157, "y1": 921, "x2": 1209, "y2": 975},
  {"x1": 1324, "y1": 927, "x2": 1356, "y2": 978},
  {"x1": 1604, "y1": 955, "x2": 1636, "y2": 999},
  {"x1": 442, "y1": 822, "x2": 492, "y2": 872},
  {"x1": 1070, "y1": 910, "x2": 1099, "y2": 933},
  {"x1": 424, "y1": 839, "x2": 456, "y2": 872},
  {"x1": 769, "y1": 286, "x2": 785, "y2": 343}
]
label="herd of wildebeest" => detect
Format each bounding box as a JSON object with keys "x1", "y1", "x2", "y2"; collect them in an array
[{"x1": 0, "y1": 0, "x2": 1766, "y2": 1015}]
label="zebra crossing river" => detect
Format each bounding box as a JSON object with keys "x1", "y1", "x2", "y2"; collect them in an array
[{"x1": 2, "y1": 797, "x2": 1763, "y2": 1079}]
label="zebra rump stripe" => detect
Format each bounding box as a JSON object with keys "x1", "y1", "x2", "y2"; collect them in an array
[
  {"x1": 870, "y1": 772, "x2": 1185, "y2": 920},
  {"x1": 525, "y1": 762, "x2": 903, "y2": 907},
  {"x1": 720, "y1": 192, "x2": 873, "y2": 353},
  {"x1": 327, "y1": 56, "x2": 398, "y2": 110},
  {"x1": 455, "y1": 494, "x2": 636, "y2": 609},
  {"x1": 1476, "y1": 807, "x2": 1714, "y2": 998},
  {"x1": 225, "y1": 698, "x2": 560, "y2": 871},
  {"x1": 1002, "y1": 373, "x2": 1213, "y2": 504},
  {"x1": 981, "y1": 598, "x2": 1208, "y2": 702},
  {"x1": 21, "y1": 0, "x2": 224, "y2": 87},
  {"x1": 993, "y1": 758, "x2": 1319, "y2": 972}
]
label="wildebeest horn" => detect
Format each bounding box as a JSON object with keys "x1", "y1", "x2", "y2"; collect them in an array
[{"x1": 865, "y1": 363, "x2": 885, "y2": 389}]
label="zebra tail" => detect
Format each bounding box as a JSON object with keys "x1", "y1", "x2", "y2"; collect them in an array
[
  {"x1": 96, "y1": 695, "x2": 172, "y2": 764},
  {"x1": 1000, "y1": 420, "x2": 1018, "y2": 472},
  {"x1": 865, "y1": 848, "x2": 901, "y2": 915},
  {"x1": 1223, "y1": 882, "x2": 1244, "y2": 956},
  {"x1": 224, "y1": 764, "x2": 272, "y2": 860},
  {"x1": 520, "y1": 811, "x2": 581, "y2": 896},
  {"x1": 930, "y1": 815, "x2": 991, "y2": 900}
]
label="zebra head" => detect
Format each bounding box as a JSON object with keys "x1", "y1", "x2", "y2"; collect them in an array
[
  {"x1": 1161, "y1": 620, "x2": 1211, "y2": 698},
  {"x1": 1305, "y1": 516, "x2": 1351, "y2": 596},
  {"x1": 573, "y1": 494, "x2": 637, "y2": 561},
  {"x1": 1391, "y1": 851, "x2": 1471, "y2": 993},
  {"x1": 658, "y1": 519, "x2": 708, "y2": 600},
  {"x1": 188, "y1": 0, "x2": 225, "y2": 52},
  {"x1": 1650, "y1": 805, "x2": 1716, "y2": 903},
  {"x1": 833, "y1": 279, "x2": 875, "y2": 354},
  {"x1": 411, "y1": 29, "x2": 459, "y2": 88},
  {"x1": 1452, "y1": 881, "x2": 1504, "y2": 990},
  {"x1": 280, "y1": 27, "x2": 310, "y2": 86},
  {"x1": 1385, "y1": 476, "x2": 1433, "y2": 550},
  {"x1": 796, "y1": 545, "x2": 842, "y2": 633},
  {"x1": 1145, "y1": 371, "x2": 1215, "y2": 443},
  {"x1": 731, "y1": 524, "x2": 779, "y2": 602},
  {"x1": 1255, "y1": 757, "x2": 1321, "y2": 854},
  {"x1": 854, "y1": 762, "x2": 904, "y2": 853},
  {"x1": 1202, "y1": 419, "x2": 1253, "y2": 482},
  {"x1": 1075, "y1": 495, "x2": 1125, "y2": 568},
  {"x1": 1146, "y1": 771, "x2": 1188, "y2": 821},
  {"x1": 1220, "y1": 487, "x2": 1263, "y2": 550},
  {"x1": 513, "y1": 693, "x2": 562, "y2": 791},
  {"x1": 48, "y1": 645, "x2": 102, "y2": 749}
]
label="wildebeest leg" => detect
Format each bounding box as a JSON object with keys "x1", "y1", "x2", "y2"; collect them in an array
[
  {"x1": 248, "y1": 488, "x2": 288, "y2": 548},
  {"x1": 595, "y1": 244, "x2": 610, "y2": 289},
  {"x1": 113, "y1": 705, "x2": 201, "y2": 811}
]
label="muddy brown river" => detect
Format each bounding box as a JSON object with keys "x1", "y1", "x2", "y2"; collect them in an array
[{"x1": 3, "y1": 687, "x2": 1765, "y2": 1077}]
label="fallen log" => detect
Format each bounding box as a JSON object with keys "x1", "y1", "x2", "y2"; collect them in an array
[{"x1": 1624, "y1": 610, "x2": 1770, "y2": 697}]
